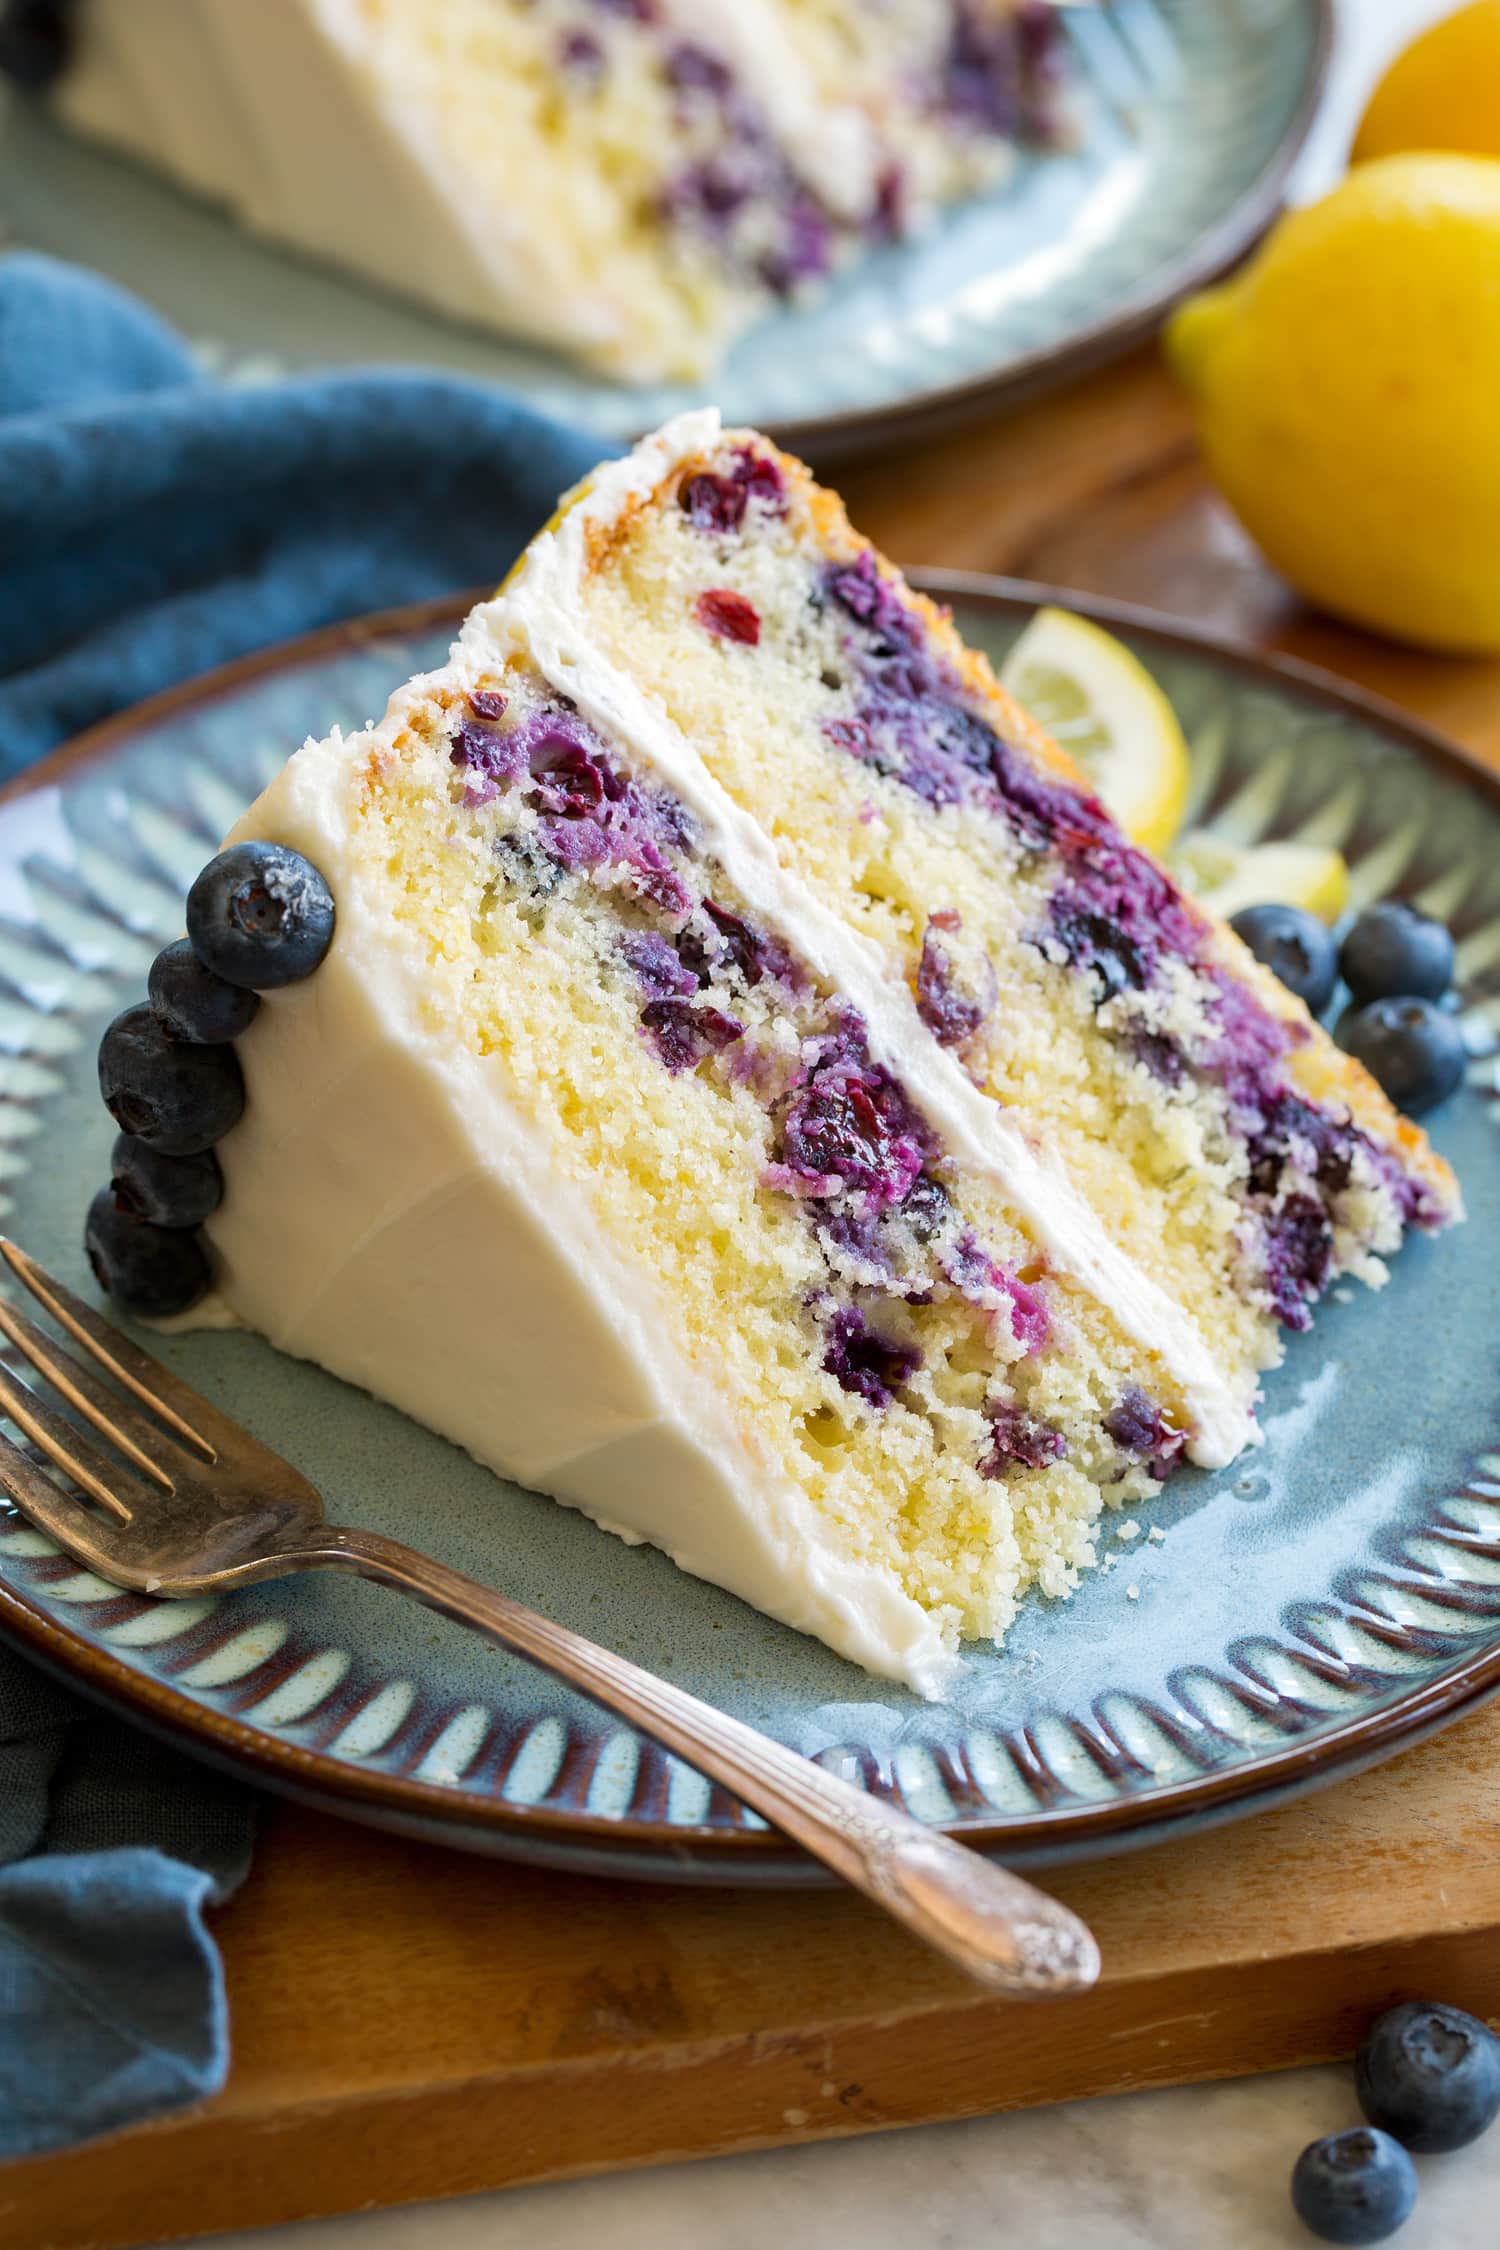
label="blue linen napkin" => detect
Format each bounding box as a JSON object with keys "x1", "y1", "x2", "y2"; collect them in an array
[
  {"x1": 0, "y1": 250, "x2": 603, "y2": 2153},
  {"x1": 0, "y1": 1666, "x2": 252, "y2": 2160},
  {"x1": 0, "y1": 251, "x2": 602, "y2": 770}
]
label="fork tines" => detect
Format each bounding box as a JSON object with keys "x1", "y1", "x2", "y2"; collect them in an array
[
  {"x1": 0, "y1": 1239, "x2": 218, "y2": 1461},
  {"x1": 0, "y1": 1237, "x2": 228, "y2": 1543}
]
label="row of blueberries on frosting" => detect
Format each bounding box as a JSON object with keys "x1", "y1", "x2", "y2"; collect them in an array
[{"x1": 87, "y1": 844, "x2": 336, "y2": 1318}]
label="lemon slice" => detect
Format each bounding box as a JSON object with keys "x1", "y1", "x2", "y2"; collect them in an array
[
  {"x1": 1001, "y1": 606, "x2": 1191, "y2": 854},
  {"x1": 1170, "y1": 832, "x2": 1351, "y2": 925}
]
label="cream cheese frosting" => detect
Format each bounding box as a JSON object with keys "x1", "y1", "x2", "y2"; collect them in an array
[{"x1": 60, "y1": 0, "x2": 561, "y2": 353}]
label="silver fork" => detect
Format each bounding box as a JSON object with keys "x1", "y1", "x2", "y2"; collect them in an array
[{"x1": 0, "y1": 1235, "x2": 1098, "y2": 1998}]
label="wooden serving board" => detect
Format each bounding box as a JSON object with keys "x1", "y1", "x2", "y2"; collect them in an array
[
  {"x1": 8, "y1": 342, "x2": 1500, "y2": 2250},
  {"x1": 9, "y1": 1699, "x2": 1500, "y2": 2250}
]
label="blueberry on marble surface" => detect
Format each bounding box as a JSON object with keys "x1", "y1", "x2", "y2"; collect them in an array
[
  {"x1": 1229, "y1": 903, "x2": 1339, "y2": 1015},
  {"x1": 84, "y1": 1188, "x2": 211, "y2": 1320},
  {"x1": 1336, "y1": 997, "x2": 1466, "y2": 1118},
  {"x1": 1340, "y1": 902, "x2": 1455, "y2": 1006},
  {"x1": 109, "y1": 1133, "x2": 222, "y2": 1230},
  {"x1": 148, "y1": 938, "x2": 261, "y2": 1044},
  {"x1": 186, "y1": 842, "x2": 335, "y2": 990},
  {"x1": 0, "y1": 0, "x2": 75, "y2": 90},
  {"x1": 1356, "y1": 2001, "x2": 1500, "y2": 2154},
  {"x1": 97, "y1": 1004, "x2": 244, "y2": 1155},
  {"x1": 1290, "y1": 2129, "x2": 1416, "y2": 2245}
]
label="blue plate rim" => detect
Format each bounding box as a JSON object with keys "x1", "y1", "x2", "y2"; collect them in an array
[{"x1": 3, "y1": 566, "x2": 1497, "y2": 1882}]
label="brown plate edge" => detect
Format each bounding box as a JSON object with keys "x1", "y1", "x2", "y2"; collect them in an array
[{"x1": 4, "y1": 567, "x2": 1499, "y2": 1880}]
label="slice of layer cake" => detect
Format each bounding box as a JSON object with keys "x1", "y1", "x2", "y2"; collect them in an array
[
  {"x1": 46, "y1": 0, "x2": 1061, "y2": 381},
  {"x1": 85, "y1": 416, "x2": 1460, "y2": 1696}
]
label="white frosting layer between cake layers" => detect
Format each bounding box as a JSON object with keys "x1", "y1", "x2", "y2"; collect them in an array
[
  {"x1": 202, "y1": 710, "x2": 965, "y2": 1698},
  {"x1": 476, "y1": 410, "x2": 1253, "y2": 1472}
]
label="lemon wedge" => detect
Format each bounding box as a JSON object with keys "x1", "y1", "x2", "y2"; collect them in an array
[
  {"x1": 1170, "y1": 833, "x2": 1350, "y2": 925},
  {"x1": 1001, "y1": 607, "x2": 1190, "y2": 854}
]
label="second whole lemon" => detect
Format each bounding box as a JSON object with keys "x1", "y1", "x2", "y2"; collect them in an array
[
  {"x1": 1166, "y1": 153, "x2": 1500, "y2": 655},
  {"x1": 1353, "y1": 0, "x2": 1500, "y2": 165}
]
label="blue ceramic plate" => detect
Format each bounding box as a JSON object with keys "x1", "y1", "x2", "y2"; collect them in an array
[
  {"x1": 2, "y1": 580, "x2": 1497, "y2": 1883},
  {"x1": 0, "y1": 0, "x2": 1329, "y2": 457}
]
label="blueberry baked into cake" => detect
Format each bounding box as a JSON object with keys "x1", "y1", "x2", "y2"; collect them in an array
[
  {"x1": 86, "y1": 414, "x2": 1462, "y2": 1694},
  {"x1": 28, "y1": 0, "x2": 1062, "y2": 382}
]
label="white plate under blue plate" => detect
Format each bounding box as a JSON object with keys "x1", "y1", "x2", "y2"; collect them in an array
[
  {"x1": 0, "y1": 0, "x2": 1330, "y2": 455},
  {"x1": 0, "y1": 579, "x2": 1498, "y2": 1883}
]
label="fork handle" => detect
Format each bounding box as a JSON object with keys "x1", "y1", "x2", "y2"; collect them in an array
[{"x1": 307, "y1": 1524, "x2": 1098, "y2": 1997}]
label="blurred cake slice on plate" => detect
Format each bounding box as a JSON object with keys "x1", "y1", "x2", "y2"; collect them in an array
[{"x1": 48, "y1": 0, "x2": 1064, "y2": 380}]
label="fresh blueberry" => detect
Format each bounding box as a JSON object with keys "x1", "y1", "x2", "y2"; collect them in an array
[
  {"x1": 97, "y1": 1004, "x2": 244, "y2": 1155},
  {"x1": 1290, "y1": 2129, "x2": 1417, "y2": 2244},
  {"x1": 109, "y1": 1133, "x2": 222, "y2": 1230},
  {"x1": 1356, "y1": 2001, "x2": 1500, "y2": 2153},
  {"x1": 84, "y1": 1189, "x2": 211, "y2": 1320},
  {"x1": 185, "y1": 842, "x2": 335, "y2": 990},
  {"x1": 1230, "y1": 903, "x2": 1339, "y2": 1015},
  {"x1": 148, "y1": 939, "x2": 260, "y2": 1044},
  {"x1": 1340, "y1": 902, "x2": 1455, "y2": 1006},
  {"x1": 1337, "y1": 997, "x2": 1466, "y2": 1117}
]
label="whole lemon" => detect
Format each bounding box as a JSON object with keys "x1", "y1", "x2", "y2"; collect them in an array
[
  {"x1": 1354, "y1": 0, "x2": 1500, "y2": 164},
  {"x1": 1166, "y1": 155, "x2": 1500, "y2": 654}
]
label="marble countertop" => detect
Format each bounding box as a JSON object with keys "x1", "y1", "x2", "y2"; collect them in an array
[
  {"x1": 167, "y1": 4, "x2": 1486, "y2": 2247},
  {"x1": 202, "y1": 2064, "x2": 1500, "y2": 2250}
]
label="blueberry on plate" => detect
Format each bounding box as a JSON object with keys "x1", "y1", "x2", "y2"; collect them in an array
[
  {"x1": 1356, "y1": 2001, "x2": 1500, "y2": 2154},
  {"x1": 148, "y1": 938, "x2": 260, "y2": 1045},
  {"x1": 97, "y1": 1004, "x2": 244, "y2": 1155},
  {"x1": 1339, "y1": 901, "x2": 1455, "y2": 1006},
  {"x1": 1336, "y1": 997, "x2": 1466, "y2": 1118},
  {"x1": 84, "y1": 1189, "x2": 211, "y2": 1320},
  {"x1": 1230, "y1": 903, "x2": 1339, "y2": 1015},
  {"x1": 109, "y1": 1133, "x2": 222, "y2": 1230},
  {"x1": 186, "y1": 842, "x2": 335, "y2": 991},
  {"x1": 1290, "y1": 2129, "x2": 1416, "y2": 2245}
]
